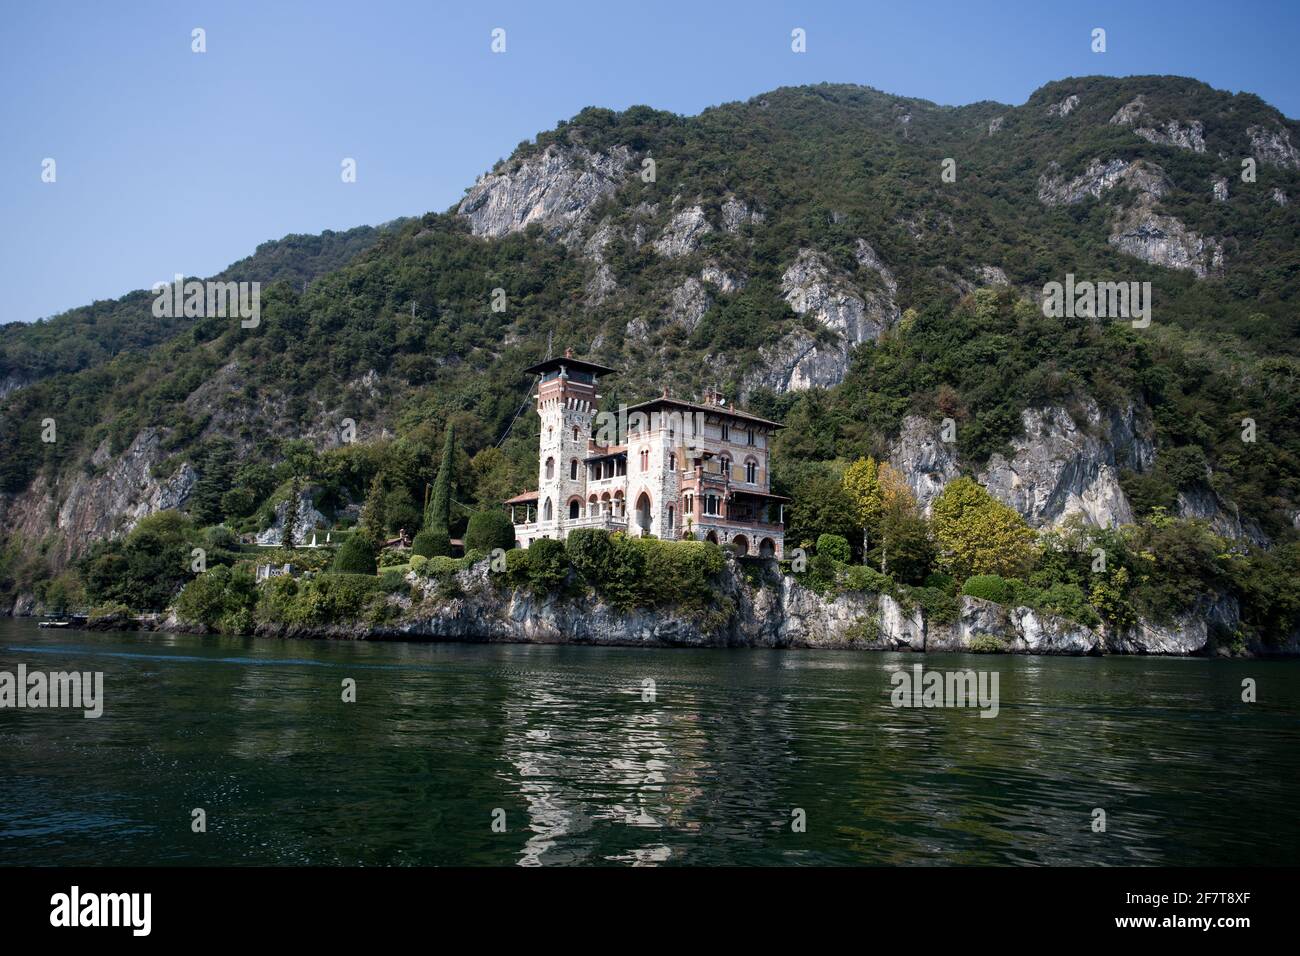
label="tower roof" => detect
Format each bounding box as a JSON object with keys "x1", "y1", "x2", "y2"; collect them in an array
[{"x1": 521, "y1": 349, "x2": 617, "y2": 377}]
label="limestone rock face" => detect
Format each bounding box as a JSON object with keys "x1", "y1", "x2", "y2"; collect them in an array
[
  {"x1": 653, "y1": 205, "x2": 713, "y2": 258},
  {"x1": 987, "y1": 115, "x2": 1005, "y2": 135},
  {"x1": 889, "y1": 415, "x2": 960, "y2": 516},
  {"x1": 1109, "y1": 96, "x2": 1146, "y2": 126},
  {"x1": 665, "y1": 277, "x2": 713, "y2": 333},
  {"x1": 1176, "y1": 485, "x2": 1268, "y2": 547},
  {"x1": 1108, "y1": 203, "x2": 1224, "y2": 277},
  {"x1": 976, "y1": 265, "x2": 1009, "y2": 286},
  {"x1": 1134, "y1": 119, "x2": 1206, "y2": 152},
  {"x1": 56, "y1": 429, "x2": 196, "y2": 546},
  {"x1": 1247, "y1": 124, "x2": 1300, "y2": 169},
  {"x1": 254, "y1": 489, "x2": 327, "y2": 546},
  {"x1": 1038, "y1": 158, "x2": 1169, "y2": 206},
  {"x1": 891, "y1": 402, "x2": 1153, "y2": 529},
  {"x1": 700, "y1": 261, "x2": 746, "y2": 294},
  {"x1": 745, "y1": 242, "x2": 900, "y2": 394},
  {"x1": 1104, "y1": 597, "x2": 1240, "y2": 655},
  {"x1": 1212, "y1": 176, "x2": 1229, "y2": 202},
  {"x1": 456, "y1": 144, "x2": 632, "y2": 240},
  {"x1": 977, "y1": 401, "x2": 1152, "y2": 529},
  {"x1": 1272, "y1": 188, "x2": 1289, "y2": 207},
  {"x1": 720, "y1": 195, "x2": 765, "y2": 233},
  {"x1": 1046, "y1": 94, "x2": 1080, "y2": 117}
]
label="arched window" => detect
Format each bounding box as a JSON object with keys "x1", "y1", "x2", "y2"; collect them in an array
[
  {"x1": 640, "y1": 449, "x2": 649, "y2": 472},
  {"x1": 569, "y1": 500, "x2": 580, "y2": 520},
  {"x1": 573, "y1": 427, "x2": 580, "y2": 442},
  {"x1": 745, "y1": 459, "x2": 757, "y2": 483},
  {"x1": 545, "y1": 457, "x2": 555, "y2": 480},
  {"x1": 719, "y1": 455, "x2": 731, "y2": 479},
  {"x1": 543, "y1": 498, "x2": 553, "y2": 521},
  {"x1": 570, "y1": 459, "x2": 578, "y2": 480},
  {"x1": 669, "y1": 453, "x2": 676, "y2": 472}
]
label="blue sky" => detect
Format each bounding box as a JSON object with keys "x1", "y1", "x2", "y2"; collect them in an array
[{"x1": 2, "y1": 0, "x2": 1298, "y2": 324}]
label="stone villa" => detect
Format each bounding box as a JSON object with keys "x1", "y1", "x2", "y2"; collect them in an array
[{"x1": 506, "y1": 351, "x2": 786, "y2": 558}]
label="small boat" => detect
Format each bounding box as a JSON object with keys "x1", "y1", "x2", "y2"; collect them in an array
[{"x1": 38, "y1": 619, "x2": 72, "y2": 629}]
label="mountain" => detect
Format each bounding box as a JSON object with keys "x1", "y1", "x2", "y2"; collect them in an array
[
  {"x1": 0, "y1": 222, "x2": 404, "y2": 397},
  {"x1": 2, "y1": 75, "x2": 1298, "y2": 618}
]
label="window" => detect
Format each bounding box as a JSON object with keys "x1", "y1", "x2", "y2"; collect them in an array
[
  {"x1": 573, "y1": 427, "x2": 580, "y2": 442},
  {"x1": 668, "y1": 506, "x2": 675, "y2": 530},
  {"x1": 745, "y1": 460, "x2": 757, "y2": 483},
  {"x1": 704, "y1": 495, "x2": 720, "y2": 516},
  {"x1": 640, "y1": 449, "x2": 649, "y2": 472},
  {"x1": 720, "y1": 455, "x2": 731, "y2": 479},
  {"x1": 570, "y1": 459, "x2": 578, "y2": 480},
  {"x1": 684, "y1": 493, "x2": 693, "y2": 516},
  {"x1": 721, "y1": 422, "x2": 729, "y2": 441},
  {"x1": 569, "y1": 500, "x2": 580, "y2": 520},
  {"x1": 543, "y1": 498, "x2": 553, "y2": 521},
  {"x1": 669, "y1": 453, "x2": 676, "y2": 472},
  {"x1": 545, "y1": 457, "x2": 555, "y2": 480},
  {"x1": 747, "y1": 428, "x2": 755, "y2": 445}
]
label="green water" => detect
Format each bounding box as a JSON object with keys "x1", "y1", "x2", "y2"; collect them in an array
[{"x1": 1, "y1": 618, "x2": 1296, "y2": 866}]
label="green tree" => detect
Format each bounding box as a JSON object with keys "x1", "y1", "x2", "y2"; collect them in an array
[
  {"x1": 332, "y1": 534, "x2": 378, "y2": 574},
  {"x1": 426, "y1": 426, "x2": 455, "y2": 533},
  {"x1": 464, "y1": 509, "x2": 516, "y2": 553},
  {"x1": 931, "y1": 477, "x2": 1035, "y2": 580}
]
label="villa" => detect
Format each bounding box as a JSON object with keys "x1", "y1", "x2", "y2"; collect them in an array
[{"x1": 506, "y1": 350, "x2": 787, "y2": 558}]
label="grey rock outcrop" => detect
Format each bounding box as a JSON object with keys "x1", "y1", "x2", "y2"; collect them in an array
[
  {"x1": 700, "y1": 261, "x2": 746, "y2": 294},
  {"x1": 1134, "y1": 119, "x2": 1206, "y2": 152},
  {"x1": 457, "y1": 144, "x2": 632, "y2": 240},
  {"x1": 1272, "y1": 188, "x2": 1289, "y2": 207},
  {"x1": 254, "y1": 489, "x2": 327, "y2": 546},
  {"x1": 652, "y1": 205, "x2": 712, "y2": 257},
  {"x1": 720, "y1": 195, "x2": 765, "y2": 233},
  {"x1": 1212, "y1": 176, "x2": 1229, "y2": 202},
  {"x1": 746, "y1": 243, "x2": 900, "y2": 393},
  {"x1": 890, "y1": 401, "x2": 1154, "y2": 529},
  {"x1": 1246, "y1": 124, "x2": 1300, "y2": 170},
  {"x1": 889, "y1": 415, "x2": 960, "y2": 516},
  {"x1": 1038, "y1": 158, "x2": 1169, "y2": 206},
  {"x1": 665, "y1": 277, "x2": 713, "y2": 333},
  {"x1": 1047, "y1": 94, "x2": 1080, "y2": 117},
  {"x1": 977, "y1": 401, "x2": 1152, "y2": 529},
  {"x1": 1108, "y1": 203, "x2": 1225, "y2": 277},
  {"x1": 1109, "y1": 96, "x2": 1146, "y2": 126}
]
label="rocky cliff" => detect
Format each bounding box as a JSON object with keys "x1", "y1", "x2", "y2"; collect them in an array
[{"x1": 225, "y1": 557, "x2": 1296, "y2": 657}]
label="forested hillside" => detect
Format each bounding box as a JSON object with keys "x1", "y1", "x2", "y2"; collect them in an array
[{"x1": 2, "y1": 75, "x2": 1298, "y2": 641}]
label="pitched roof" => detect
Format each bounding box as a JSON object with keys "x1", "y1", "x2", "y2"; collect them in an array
[
  {"x1": 503, "y1": 490, "x2": 539, "y2": 504},
  {"x1": 625, "y1": 396, "x2": 784, "y2": 429}
]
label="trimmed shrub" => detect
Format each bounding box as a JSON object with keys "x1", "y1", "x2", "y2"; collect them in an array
[
  {"x1": 464, "y1": 509, "x2": 516, "y2": 554},
  {"x1": 412, "y1": 528, "x2": 451, "y2": 558},
  {"x1": 842, "y1": 564, "x2": 893, "y2": 594},
  {"x1": 526, "y1": 538, "x2": 569, "y2": 590},
  {"x1": 565, "y1": 528, "x2": 614, "y2": 579},
  {"x1": 332, "y1": 534, "x2": 378, "y2": 574},
  {"x1": 816, "y1": 533, "x2": 852, "y2": 563},
  {"x1": 962, "y1": 574, "x2": 1016, "y2": 605}
]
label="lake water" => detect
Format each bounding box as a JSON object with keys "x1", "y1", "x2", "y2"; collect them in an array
[{"x1": 1, "y1": 618, "x2": 1296, "y2": 866}]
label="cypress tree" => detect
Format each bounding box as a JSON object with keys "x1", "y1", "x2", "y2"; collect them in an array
[{"x1": 426, "y1": 426, "x2": 455, "y2": 533}]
